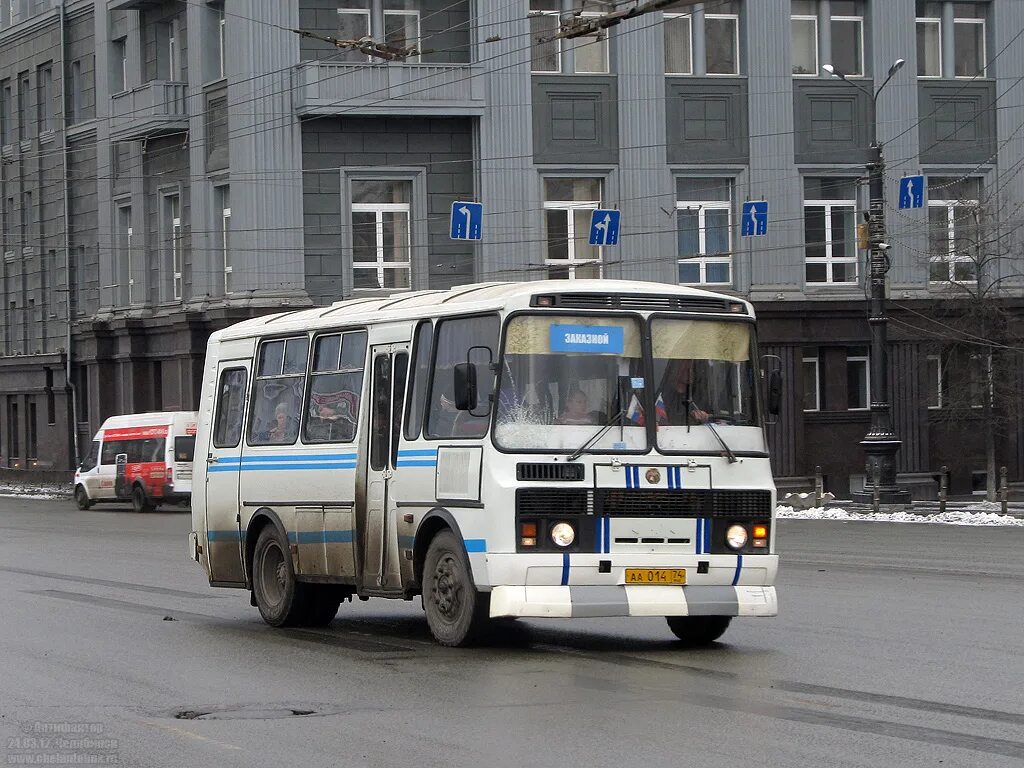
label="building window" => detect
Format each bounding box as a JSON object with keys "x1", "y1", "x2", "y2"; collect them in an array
[
  {"x1": 916, "y1": 2, "x2": 987, "y2": 78},
  {"x1": 846, "y1": 347, "x2": 869, "y2": 410},
  {"x1": 664, "y1": 1, "x2": 740, "y2": 76},
  {"x1": 27, "y1": 400, "x2": 37, "y2": 461},
  {"x1": 802, "y1": 353, "x2": 821, "y2": 411},
  {"x1": 543, "y1": 177, "x2": 602, "y2": 279},
  {"x1": 530, "y1": 0, "x2": 611, "y2": 75},
  {"x1": 68, "y1": 60, "x2": 81, "y2": 124},
  {"x1": 350, "y1": 179, "x2": 412, "y2": 291},
  {"x1": 17, "y1": 72, "x2": 29, "y2": 140},
  {"x1": 20, "y1": 191, "x2": 32, "y2": 244},
  {"x1": 165, "y1": 194, "x2": 182, "y2": 300},
  {"x1": 676, "y1": 177, "x2": 732, "y2": 285},
  {"x1": 926, "y1": 354, "x2": 944, "y2": 409},
  {"x1": 793, "y1": 1, "x2": 864, "y2": 76},
  {"x1": 804, "y1": 177, "x2": 858, "y2": 284},
  {"x1": 337, "y1": 0, "x2": 421, "y2": 63},
  {"x1": 112, "y1": 38, "x2": 127, "y2": 92},
  {"x1": 117, "y1": 204, "x2": 133, "y2": 304},
  {"x1": 928, "y1": 176, "x2": 979, "y2": 283},
  {"x1": 217, "y1": 3, "x2": 226, "y2": 78},
  {"x1": 0, "y1": 80, "x2": 11, "y2": 145},
  {"x1": 969, "y1": 353, "x2": 990, "y2": 409},
  {"x1": 36, "y1": 64, "x2": 53, "y2": 134},
  {"x1": 216, "y1": 186, "x2": 232, "y2": 293}
]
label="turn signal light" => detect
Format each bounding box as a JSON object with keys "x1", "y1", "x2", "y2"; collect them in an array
[
  {"x1": 521, "y1": 522, "x2": 537, "y2": 537},
  {"x1": 753, "y1": 525, "x2": 768, "y2": 539},
  {"x1": 521, "y1": 522, "x2": 538, "y2": 548}
]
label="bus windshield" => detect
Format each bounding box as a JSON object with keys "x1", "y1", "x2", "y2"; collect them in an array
[
  {"x1": 494, "y1": 314, "x2": 648, "y2": 452},
  {"x1": 494, "y1": 314, "x2": 761, "y2": 454}
]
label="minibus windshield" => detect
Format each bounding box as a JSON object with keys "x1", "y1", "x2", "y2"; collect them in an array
[{"x1": 494, "y1": 314, "x2": 648, "y2": 452}]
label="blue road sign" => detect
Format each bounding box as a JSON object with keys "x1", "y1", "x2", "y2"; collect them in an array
[
  {"x1": 588, "y1": 209, "x2": 621, "y2": 246},
  {"x1": 741, "y1": 201, "x2": 769, "y2": 237},
  {"x1": 898, "y1": 175, "x2": 925, "y2": 210},
  {"x1": 450, "y1": 201, "x2": 483, "y2": 240}
]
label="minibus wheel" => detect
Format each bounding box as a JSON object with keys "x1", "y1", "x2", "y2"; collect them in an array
[
  {"x1": 423, "y1": 530, "x2": 489, "y2": 647},
  {"x1": 131, "y1": 485, "x2": 155, "y2": 514},
  {"x1": 665, "y1": 616, "x2": 732, "y2": 646},
  {"x1": 252, "y1": 526, "x2": 306, "y2": 627},
  {"x1": 74, "y1": 486, "x2": 92, "y2": 510}
]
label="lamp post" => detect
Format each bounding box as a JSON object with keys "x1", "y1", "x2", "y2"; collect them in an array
[{"x1": 823, "y1": 59, "x2": 911, "y2": 505}]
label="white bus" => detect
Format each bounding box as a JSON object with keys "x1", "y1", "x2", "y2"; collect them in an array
[{"x1": 189, "y1": 281, "x2": 780, "y2": 646}]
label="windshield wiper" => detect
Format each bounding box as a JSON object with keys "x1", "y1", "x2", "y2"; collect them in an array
[
  {"x1": 702, "y1": 418, "x2": 738, "y2": 464},
  {"x1": 567, "y1": 409, "x2": 627, "y2": 461}
]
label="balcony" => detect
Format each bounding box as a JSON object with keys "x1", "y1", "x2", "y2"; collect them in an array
[
  {"x1": 107, "y1": 0, "x2": 164, "y2": 10},
  {"x1": 109, "y1": 81, "x2": 189, "y2": 141},
  {"x1": 294, "y1": 62, "x2": 486, "y2": 117}
]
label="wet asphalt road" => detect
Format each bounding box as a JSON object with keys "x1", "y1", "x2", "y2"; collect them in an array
[{"x1": 0, "y1": 495, "x2": 1021, "y2": 768}]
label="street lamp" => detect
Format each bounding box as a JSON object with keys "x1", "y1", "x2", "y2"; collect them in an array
[{"x1": 823, "y1": 59, "x2": 911, "y2": 505}]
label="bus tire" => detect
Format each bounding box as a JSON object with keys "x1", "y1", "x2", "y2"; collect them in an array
[
  {"x1": 665, "y1": 616, "x2": 732, "y2": 646},
  {"x1": 423, "y1": 530, "x2": 489, "y2": 647},
  {"x1": 131, "y1": 485, "x2": 155, "y2": 514},
  {"x1": 74, "y1": 486, "x2": 92, "y2": 510},
  {"x1": 252, "y1": 526, "x2": 307, "y2": 627}
]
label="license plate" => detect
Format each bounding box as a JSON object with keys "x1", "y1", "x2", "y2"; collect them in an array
[{"x1": 624, "y1": 568, "x2": 686, "y2": 585}]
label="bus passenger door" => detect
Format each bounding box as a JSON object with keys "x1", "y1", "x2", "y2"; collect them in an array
[
  {"x1": 205, "y1": 363, "x2": 250, "y2": 584},
  {"x1": 360, "y1": 344, "x2": 408, "y2": 591}
]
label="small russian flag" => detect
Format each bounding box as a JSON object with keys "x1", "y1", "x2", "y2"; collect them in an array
[
  {"x1": 626, "y1": 393, "x2": 645, "y2": 426},
  {"x1": 655, "y1": 393, "x2": 668, "y2": 425}
]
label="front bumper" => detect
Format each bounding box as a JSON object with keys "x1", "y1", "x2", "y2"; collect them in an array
[{"x1": 489, "y1": 584, "x2": 777, "y2": 619}]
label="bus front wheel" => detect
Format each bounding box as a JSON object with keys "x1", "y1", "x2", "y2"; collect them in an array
[
  {"x1": 665, "y1": 616, "x2": 732, "y2": 646},
  {"x1": 74, "y1": 486, "x2": 92, "y2": 510},
  {"x1": 423, "y1": 530, "x2": 489, "y2": 647}
]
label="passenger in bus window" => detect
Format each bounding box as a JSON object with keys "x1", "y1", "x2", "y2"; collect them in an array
[
  {"x1": 268, "y1": 402, "x2": 291, "y2": 442},
  {"x1": 556, "y1": 388, "x2": 596, "y2": 425}
]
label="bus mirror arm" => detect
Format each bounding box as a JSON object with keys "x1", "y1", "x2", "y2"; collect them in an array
[{"x1": 453, "y1": 363, "x2": 478, "y2": 411}]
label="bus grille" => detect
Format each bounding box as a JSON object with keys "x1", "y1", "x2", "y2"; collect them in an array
[
  {"x1": 594, "y1": 489, "x2": 771, "y2": 518},
  {"x1": 516, "y1": 463, "x2": 585, "y2": 482},
  {"x1": 516, "y1": 489, "x2": 590, "y2": 516}
]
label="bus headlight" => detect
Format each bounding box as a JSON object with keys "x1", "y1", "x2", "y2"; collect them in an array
[
  {"x1": 725, "y1": 524, "x2": 748, "y2": 550},
  {"x1": 550, "y1": 522, "x2": 576, "y2": 548}
]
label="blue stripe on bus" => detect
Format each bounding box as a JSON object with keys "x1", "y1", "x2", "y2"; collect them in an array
[
  {"x1": 704, "y1": 517, "x2": 712, "y2": 553},
  {"x1": 397, "y1": 449, "x2": 438, "y2": 457},
  {"x1": 464, "y1": 539, "x2": 487, "y2": 553},
  {"x1": 215, "y1": 453, "x2": 357, "y2": 464},
  {"x1": 732, "y1": 554, "x2": 743, "y2": 586},
  {"x1": 603, "y1": 516, "x2": 610, "y2": 553},
  {"x1": 288, "y1": 530, "x2": 354, "y2": 545},
  {"x1": 207, "y1": 530, "x2": 241, "y2": 542},
  {"x1": 561, "y1": 552, "x2": 570, "y2": 585},
  {"x1": 208, "y1": 462, "x2": 356, "y2": 472},
  {"x1": 394, "y1": 460, "x2": 437, "y2": 467},
  {"x1": 695, "y1": 518, "x2": 703, "y2": 554},
  {"x1": 674, "y1": 466, "x2": 682, "y2": 488}
]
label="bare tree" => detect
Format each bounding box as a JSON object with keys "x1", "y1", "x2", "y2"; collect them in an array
[{"x1": 906, "y1": 177, "x2": 1024, "y2": 499}]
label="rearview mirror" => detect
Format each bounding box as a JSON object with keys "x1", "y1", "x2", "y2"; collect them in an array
[
  {"x1": 767, "y1": 370, "x2": 783, "y2": 416},
  {"x1": 453, "y1": 362, "x2": 477, "y2": 411}
]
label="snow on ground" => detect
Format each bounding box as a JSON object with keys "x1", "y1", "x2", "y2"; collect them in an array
[
  {"x1": 776, "y1": 505, "x2": 1024, "y2": 526},
  {"x1": 0, "y1": 484, "x2": 71, "y2": 501}
]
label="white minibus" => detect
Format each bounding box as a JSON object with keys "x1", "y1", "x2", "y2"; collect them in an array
[{"x1": 189, "y1": 281, "x2": 780, "y2": 646}]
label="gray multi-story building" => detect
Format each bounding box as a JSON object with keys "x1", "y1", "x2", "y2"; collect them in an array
[{"x1": 1, "y1": 0, "x2": 1022, "y2": 496}]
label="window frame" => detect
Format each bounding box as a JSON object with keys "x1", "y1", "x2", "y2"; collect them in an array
[
  {"x1": 350, "y1": 195, "x2": 412, "y2": 292},
  {"x1": 337, "y1": 9, "x2": 373, "y2": 63},
  {"x1": 212, "y1": 366, "x2": 249, "y2": 449},
  {"x1": 916, "y1": 15, "x2": 943, "y2": 78},
  {"x1": 704, "y1": 9, "x2": 740, "y2": 76},
  {"x1": 829, "y1": 10, "x2": 864, "y2": 77},
  {"x1": 675, "y1": 186, "x2": 733, "y2": 286},
  {"x1": 791, "y1": 12, "x2": 819, "y2": 76},
  {"x1": 116, "y1": 202, "x2": 133, "y2": 304},
  {"x1": 926, "y1": 353, "x2": 943, "y2": 409},
  {"x1": 529, "y1": 9, "x2": 562, "y2": 74},
  {"x1": 403, "y1": 319, "x2": 433, "y2": 440},
  {"x1": 927, "y1": 196, "x2": 978, "y2": 284},
  {"x1": 165, "y1": 193, "x2": 183, "y2": 301},
  {"x1": 542, "y1": 177, "x2": 604, "y2": 280},
  {"x1": 663, "y1": 12, "x2": 694, "y2": 75},
  {"x1": 246, "y1": 336, "x2": 310, "y2": 447},
  {"x1": 952, "y1": 15, "x2": 986, "y2": 78},
  {"x1": 846, "y1": 352, "x2": 870, "y2": 411},
  {"x1": 383, "y1": 9, "x2": 421, "y2": 63},
  {"x1": 804, "y1": 191, "x2": 859, "y2": 285},
  {"x1": 570, "y1": 12, "x2": 610, "y2": 74},
  {"x1": 802, "y1": 355, "x2": 821, "y2": 412}
]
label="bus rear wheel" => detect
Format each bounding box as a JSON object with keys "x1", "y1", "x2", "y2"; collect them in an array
[
  {"x1": 423, "y1": 530, "x2": 489, "y2": 647},
  {"x1": 252, "y1": 526, "x2": 309, "y2": 627},
  {"x1": 665, "y1": 616, "x2": 732, "y2": 646}
]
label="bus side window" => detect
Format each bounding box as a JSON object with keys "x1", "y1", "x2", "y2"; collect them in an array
[
  {"x1": 249, "y1": 337, "x2": 308, "y2": 446},
  {"x1": 213, "y1": 368, "x2": 249, "y2": 449},
  {"x1": 100, "y1": 440, "x2": 120, "y2": 465},
  {"x1": 425, "y1": 315, "x2": 499, "y2": 439},
  {"x1": 404, "y1": 320, "x2": 432, "y2": 440},
  {"x1": 303, "y1": 330, "x2": 367, "y2": 444}
]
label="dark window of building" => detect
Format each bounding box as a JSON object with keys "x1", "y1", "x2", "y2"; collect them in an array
[
  {"x1": 846, "y1": 347, "x2": 870, "y2": 410},
  {"x1": 8, "y1": 398, "x2": 19, "y2": 463},
  {"x1": 27, "y1": 400, "x2": 37, "y2": 460},
  {"x1": 550, "y1": 96, "x2": 597, "y2": 141},
  {"x1": 0, "y1": 79, "x2": 11, "y2": 144},
  {"x1": 17, "y1": 72, "x2": 29, "y2": 140},
  {"x1": 153, "y1": 361, "x2": 163, "y2": 412},
  {"x1": 682, "y1": 97, "x2": 728, "y2": 141},
  {"x1": 112, "y1": 38, "x2": 127, "y2": 93},
  {"x1": 68, "y1": 60, "x2": 81, "y2": 123},
  {"x1": 36, "y1": 63, "x2": 53, "y2": 134},
  {"x1": 45, "y1": 368, "x2": 55, "y2": 425},
  {"x1": 664, "y1": 0, "x2": 740, "y2": 76}
]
